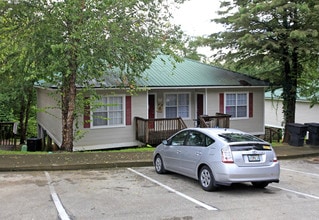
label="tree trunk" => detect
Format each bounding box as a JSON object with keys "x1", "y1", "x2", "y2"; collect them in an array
[
  {"x1": 19, "y1": 86, "x2": 34, "y2": 145},
  {"x1": 24, "y1": 87, "x2": 33, "y2": 141},
  {"x1": 61, "y1": 71, "x2": 76, "y2": 152},
  {"x1": 282, "y1": 47, "x2": 298, "y2": 143},
  {"x1": 19, "y1": 95, "x2": 27, "y2": 144}
]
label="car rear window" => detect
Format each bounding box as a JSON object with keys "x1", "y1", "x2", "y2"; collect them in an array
[
  {"x1": 218, "y1": 133, "x2": 263, "y2": 143},
  {"x1": 229, "y1": 143, "x2": 272, "y2": 151}
]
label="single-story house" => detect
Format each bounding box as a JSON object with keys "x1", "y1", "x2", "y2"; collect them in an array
[
  {"x1": 36, "y1": 55, "x2": 269, "y2": 151},
  {"x1": 265, "y1": 89, "x2": 319, "y2": 129}
]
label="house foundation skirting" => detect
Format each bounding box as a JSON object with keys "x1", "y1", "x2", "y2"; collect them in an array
[{"x1": 73, "y1": 141, "x2": 144, "y2": 151}]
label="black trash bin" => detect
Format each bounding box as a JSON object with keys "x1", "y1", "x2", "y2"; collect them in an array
[
  {"x1": 305, "y1": 123, "x2": 319, "y2": 146},
  {"x1": 286, "y1": 123, "x2": 308, "y2": 146},
  {"x1": 27, "y1": 138, "x2": 42, "y2": 151}
]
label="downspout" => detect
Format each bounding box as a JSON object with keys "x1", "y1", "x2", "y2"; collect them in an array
[{"x1": 205, "y1": 88, "x2": 208, "y2": 115}]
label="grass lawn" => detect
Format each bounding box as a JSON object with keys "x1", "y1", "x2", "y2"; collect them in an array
[
  {"x1": 0, "y1": 145, "x2": 155, "y2": 155},
  {"x1": 1, "y1": 141, "x2": 286, "y2": 155}
]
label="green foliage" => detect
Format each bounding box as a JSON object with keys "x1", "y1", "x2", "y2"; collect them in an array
[
  {"x1": 0, "y1": 0, "x2": 40, "y2": 143},
  {"x1": 26, "y1": 115, "x2": 38, "y2": 138},
  {"x1": 1, "y1": 0, "x2": 186, "y2": 151},
  {"x1": 0, "y1": 94, "x2": 15, "y2": 122},
  {"x1": 298, "y1": 60, "x2": 319, "y2": 107},
  {"x1": 179, "y1": 36, "x2": 208, "y2": 62},
  {"x1": 202, "y1": 0, "x2": 319, "y2": 125}
]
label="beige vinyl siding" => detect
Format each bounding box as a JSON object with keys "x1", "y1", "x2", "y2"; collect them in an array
[
  {"x1": 206, "y1": 89, "x2": 220, "y2": 115},
  {"x1": 36, "y1": 88, "x2": 63, "y2": 146},
  {"x1": 206, "y1": 88, "x2": 265, "y2": 135},
  {"x1": 145, "y1": 88, "x2": 266, "y2": 135},
  {"x1": 36, "y1": 86, "x2": 266, "y2": 150},
  {"x1": 265, "y1": 98, "x2": 319, "y2": 128},
  {"x1": 230, "y1": 88, "x2": 265, "y2": 135},
  {"x1": 73, "y1": 91, "x2": 148, "y2": 150},
  {"x1": 149, "y1": 89, "x2": 196, "y2": 128}
]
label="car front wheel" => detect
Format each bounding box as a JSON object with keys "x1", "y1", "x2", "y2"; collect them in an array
[
  {"x1": 199, "y1": 165, "x2": 218, "y2": 191},
  {"x1": 154, "y1": 155, "x2": 166, "y2": 174}
]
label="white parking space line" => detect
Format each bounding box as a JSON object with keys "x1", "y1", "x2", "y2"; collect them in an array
[
  {"x1": 127, "y1": 168, "x2": 218, "y2": 211},
  {"x1": 281, "y1": 167, "x2": 319, "y2": 178},
  {"x1": 273, "y1": 167, "x2": 319, "y2": 200},
  {"x1": 45, "y1": 172, "x2": 71, "y2": 220},
  {"x1": 271, "y1": 185, "x2": 319, "y2": 200}
]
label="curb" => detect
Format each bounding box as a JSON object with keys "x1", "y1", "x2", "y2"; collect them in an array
[
  {"x1": 277, "y1": 152, "x2": 319, "y2": 160},
  {"x1": 0, "y1": 151, "x2": 319, "y2": 172},
  {"x1": 0, "y1": 161, "x2": 153, "y2": 172}
]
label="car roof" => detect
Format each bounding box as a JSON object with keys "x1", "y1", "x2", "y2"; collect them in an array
[
  {"x1": 186, "y1": 128, "x2": 245, "y2": 136},
  {"x1": 184, "y1": 128, "x2": 268, "y2": 144}
]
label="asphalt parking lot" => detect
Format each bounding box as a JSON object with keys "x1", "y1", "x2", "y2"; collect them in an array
[{"x1": 1, "y1": 158, "x2": 319, "y2": 220}]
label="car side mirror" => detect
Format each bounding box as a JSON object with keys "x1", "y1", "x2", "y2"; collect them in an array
[{"x1": 162, "y1": 140, "x2": 168, "y2": 145}]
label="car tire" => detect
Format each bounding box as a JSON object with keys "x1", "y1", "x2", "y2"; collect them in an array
[
  {"x1": 199, "y1": 165, "x2": 218, "y2": 191},
  {"x1": 154, "y1": 155, "x2": 166, "y2": 174},
  {"x1": 252, "y1": 181, "x2": 269, "y2": 188}
]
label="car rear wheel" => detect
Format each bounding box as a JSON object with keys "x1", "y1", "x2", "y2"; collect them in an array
[
  {"x1": 155, "y1": 155, "x2": 166, "y2": 174},
  {"x1": 199, "y1": 165, "x2": 218, "y2": 191},
  {"x1": 252, "y1": 181, "x2": 269, "y2": 188}
]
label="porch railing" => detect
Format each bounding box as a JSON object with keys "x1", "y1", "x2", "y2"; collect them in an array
[
  {"x1": 264, "y1": 126, "x2": 283, "y2": 143},
  {"x1": 198, "y1": 113, "x2": 231, "y2": 128},
  {"x1": 135, "y1": 117, "x2": 187, "y2": 146},
  {"x1": 0, "y1": 122, "x2": 18, "y2": 150}
]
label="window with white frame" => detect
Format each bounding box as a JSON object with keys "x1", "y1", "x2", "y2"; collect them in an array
[
  {"x1": 92, "y1": 96, "x2": 124, "y2": 127},
  {"x1": 165, "y1": 93, "x2": 190, "y2": 118},
  {"x1": 225, "y1": 93, "x2": 248, "y2": 118}
]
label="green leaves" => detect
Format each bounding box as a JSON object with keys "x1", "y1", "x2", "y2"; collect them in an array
[
  {"x1": 1, "y1": 0, "x2": 186, "y2": 150},
  {"x1": 201, "y1": 0, "x2": 319, "y2": 126}
]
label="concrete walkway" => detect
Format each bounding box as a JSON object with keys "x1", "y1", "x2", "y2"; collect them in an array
[{"x1": 0, "y1": 144, "x2": 319, "y2": 171}]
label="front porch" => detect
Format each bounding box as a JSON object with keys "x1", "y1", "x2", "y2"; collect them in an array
[
  {"x1": 198, "y1": 113, "x2": 231, "y2": 128},
  {"x1": 0, "y1": 122, "x2": 18, "y2": 150},
  {"x1": 135, "y1": 117, "x2": 187, "y2": 146},
  {"x1": 135, "y1": 113, "x2": 231, "y2": 146}
]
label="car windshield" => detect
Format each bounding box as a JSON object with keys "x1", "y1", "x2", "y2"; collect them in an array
[{"x1": 218, "y1": 133, "x2": 262, "y2": 143}]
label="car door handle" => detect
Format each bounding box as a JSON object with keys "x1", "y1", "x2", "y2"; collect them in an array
[
  {"x1": 177, "y1": 150, "x2": 181, "y2": 154},
  {"x1": 196, "y1": 152, "x2": 202, "y2": 156}
]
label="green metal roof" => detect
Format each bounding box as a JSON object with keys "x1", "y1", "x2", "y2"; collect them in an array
[
  {"x1": 265, "y1": 88, "x2": 317, "y2": 102},
  {"x1": 36, "y1": 54, "x2": 269, "y2": 89},
  {"x1": 137, "y1": 55, "x2": 269, "y2": 87}
]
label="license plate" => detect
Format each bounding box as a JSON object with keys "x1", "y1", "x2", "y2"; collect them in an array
[{"x1": 248, "y1": 154, "x2": 260, "y2": 162}]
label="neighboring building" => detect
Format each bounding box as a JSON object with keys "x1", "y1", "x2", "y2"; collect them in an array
[
  {"x1": 36, "y1": 55, "x2": 269, "y2": 151},
  {"x1": 265, "y1": 89, "x2": 319, "y2": 129}
]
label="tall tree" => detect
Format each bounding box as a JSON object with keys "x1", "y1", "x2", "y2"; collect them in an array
[
  {"x1": 1, "y1": 0, "x2": 185, "y2": 151},
  {"x1": 180, "y1": 37, "x2": 208, "y2": 62},
  {"x1": 0, "y1": 70, "x2": 35, "y2": 144},
  {"x1": 299, "y1": 60, "x2": 319, "y2": 107},
  {"x1": 204, "y1": 0, "x2": 319, "y2": 141},
  {"x1": 0, "y1": 1, "x2": 37, "y2": 144}
]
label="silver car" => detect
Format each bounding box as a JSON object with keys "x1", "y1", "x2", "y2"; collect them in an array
[{"x1": 153, "y1": 128, "x2": 280, "y2": 191}]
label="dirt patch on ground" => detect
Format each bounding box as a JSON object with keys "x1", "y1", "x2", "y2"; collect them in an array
[{"x1": 307, "y1": 157, "x2": 319, "y2": 164}]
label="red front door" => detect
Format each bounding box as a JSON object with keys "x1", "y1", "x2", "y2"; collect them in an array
[
  {"x1": 196, "y1": 94, "x2": 204, "y2": 126},
  {"x1": 148, "y1": 95, "x2": 155, "y2": 128}
]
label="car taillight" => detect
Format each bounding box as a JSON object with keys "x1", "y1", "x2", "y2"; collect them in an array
[{"x1": 221, "y1": 146, "x2": 234, "y2": 163}]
